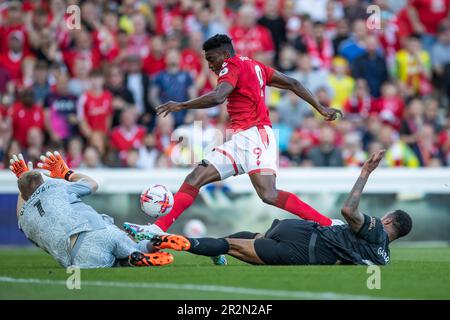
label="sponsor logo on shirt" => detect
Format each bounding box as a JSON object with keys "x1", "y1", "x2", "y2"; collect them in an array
[
  {"x1": 219, "y1": 67, "x2": 229, "y2": 77},
  {"x1": 377, "y1": 247, "x2": 390, "y2": 264}
]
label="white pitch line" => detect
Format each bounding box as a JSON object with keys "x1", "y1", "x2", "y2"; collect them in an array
[{"x1": 0, "y1": 276, "x2": 394, "y2": 300}]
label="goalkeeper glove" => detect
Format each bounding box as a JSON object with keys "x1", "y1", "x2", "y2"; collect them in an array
[
  {"x1": 9, "y1": 153, "x2": 33, "y2": 178},
  {"x1": 37, "y1": 151, "x2": 74, "y2": 181}
]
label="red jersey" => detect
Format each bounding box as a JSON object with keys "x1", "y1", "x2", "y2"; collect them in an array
[
  {"x1": 0, "y1": 25, "x2": 29, "y2": 54},
  {"x1": 77, "y1": 91, "x2": 113, "y2": 134},
  {"x1": 229, "y1": 25, "x2": 275, "y2": 59},
  {"x1": 11, "y1": 102, "x2": 45, "y2": 147},
  {"x1": 411, "y1": 0, "x2": 450, "y2": 34},
  {"x1": 111, "y1": 125, "x2": 146, "y2": 152},
  {"x1": 0, "y1": 51, "x2": 29, "y2": 82},
  {"x1": 373, "y1": 97, "x2": 405, "y2": 129},
  {"x1": 143, "y1": 53, "x2": 166, "y2": 76},
  {"x1": 63, "y1": 48, "x2": 102, "y2": 76},
  {"x1": 217, "y1": 55, "x2": 274, "y2": 131},
  {"x1": 181, "y1": 48, "x2": 202, "y2": 77}
]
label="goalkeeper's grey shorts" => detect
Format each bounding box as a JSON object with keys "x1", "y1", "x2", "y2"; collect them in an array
[{"x1": 70, "y1": 223, "x2": 144, "y2": 268}]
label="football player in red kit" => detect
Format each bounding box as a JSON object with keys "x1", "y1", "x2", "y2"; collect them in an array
[{"x1": 124, "y1": 34, "x2": 343, "y2": 243}]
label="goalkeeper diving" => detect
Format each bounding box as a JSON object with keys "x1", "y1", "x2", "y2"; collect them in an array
[{"x1": 9, "y1": 151, "x2": 172, "y2": 268}]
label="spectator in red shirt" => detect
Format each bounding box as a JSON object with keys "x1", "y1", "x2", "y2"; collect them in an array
[
  {"x1": 373, "y1": 82, "x2": 405, "y2": 130},
  {"x1": 142, "y1": 35, "x2": 167, "y2": 76},
  {"x1": 0, "y1": 1, "x2": 29, "y2": 53},
  {"x1": 399, "y1": 0, "x2": 450, "y2": 51},
  {"x1": 10, "y1": 88, "x2": 45, "y2": 148},
  {"x1": 65, "y1": 136, "x2": 84, "y2": 169},
  {"x1": 407, "y1": 0, "x2": 450, "y2": 36},
  {"x1": 229, "y1": 4, "x2": 275, "y2": 62},
  {"x1": 180, "y1": 31, "x2": 204, "y2": 78},
  {"x1": 77, "y1": 69, "x2": 113, "y2": 140},
  {"x1": 111, "y1": 108, "x2": 146, "y2": 163},
  {"x1": 343, "y1": 79, "x2": 375, "y2": 122},
  {"x1": 0, "y1": 103, "x2": 12, "y2": 162},
  {"x1": 128, "y1": 13, "x2": 151, "y2": 59},
  {"x1": 302, "y1": 21, "x2": 334, "y2": 70},
  {"x1": 63, "y1": 29, "x2": 102, "y2": 76},
  {"x1": 0, "y1": 31, "x2": 32, "y2": 84},
  {"x1": 93, "y1": 10, "x2": 120, "y2": 62}
]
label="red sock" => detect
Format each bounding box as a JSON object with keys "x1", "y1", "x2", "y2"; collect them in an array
[
  {"x1": 275, "y1": 190, "x2": 332, "y2": 226},
  {"x1": 154, "y1": 182, "x2": 199, "y2": 231}
]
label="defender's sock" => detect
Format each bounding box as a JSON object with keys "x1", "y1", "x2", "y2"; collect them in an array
[
  {"x1": 275, "y1": 190, "x2": 332, "y2": 226},
  {"x1": 187, "y1": 238, "x2": 230, "y2": 257},
  {"x1": 226, "y1": 231, "x2": 258, "y2": 239},
  {"x1": 154, "y1": 183, "x2": 199, "y2": 231}
]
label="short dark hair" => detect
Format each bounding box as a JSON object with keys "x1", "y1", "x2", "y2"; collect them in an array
[
  {"x1": 391, "y1": 209, "x2": 413, "y2": 238},
  {"x1": 202, "y1": 34, "x2": 234, "y2": 54}
]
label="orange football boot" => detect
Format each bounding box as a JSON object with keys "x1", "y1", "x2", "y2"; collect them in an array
[
  {"x1": 129, "y1": 251, "x2": 174, "y2": 267},
  {"x1": 151, "y1": 235, "x2": 191, "y2": 251}
]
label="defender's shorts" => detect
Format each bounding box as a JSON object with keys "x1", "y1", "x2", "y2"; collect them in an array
[
  {"x1": 70, "y1": 223, "x2": 142, "y2": 268},
  {"x1": 204, "y1": 125, "x2": 278, "y2": 179},
  {"x1": 254, "y1": 219, "x2": 339, "y2": 265}
]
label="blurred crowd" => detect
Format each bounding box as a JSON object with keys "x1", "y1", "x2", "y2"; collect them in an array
[{"x1": 0, "y1": 0, "x2": 449, "y2": 170}]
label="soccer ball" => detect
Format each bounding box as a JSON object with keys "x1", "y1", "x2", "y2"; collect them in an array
[{"x1": 140, "y1": 184, "x2": 174, "y2": 218}]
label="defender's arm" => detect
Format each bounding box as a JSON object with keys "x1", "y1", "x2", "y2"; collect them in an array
[
  {"x1": 156, "y1": 82, "x2": 234, "y2": 117},
  {"x1": 268, "y1": 71, "x2": 343, "y2": 121},
  {"x1": 341, "y1": 150, "x2": 385, "y2": 232}
]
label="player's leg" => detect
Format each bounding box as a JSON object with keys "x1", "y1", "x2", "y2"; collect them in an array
[
  {"x1": 152, "y1": 138, "x2": 244, "y2": 232},
  {"x1": 108, "y1": 224, "x2": 174, "y2": 267},
  {"x1": 249, "y1": 172, "x2": 332, "y2": 226},
  {"x1": 153, "y1": 161, "x2": 221, "y2": 231},
  {"x1": 151, "y1": 234, "x2": 266, "y2": 265},
  {"x1": 71, "y1": 230, "x2": 118, "y2": 268},
  {"x1": 225, "y1": 239, "x2": 265, "y2": 264}
]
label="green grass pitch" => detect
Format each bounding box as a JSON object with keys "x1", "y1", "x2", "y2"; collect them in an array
[{"x1": 0, "y1": 246, "x2": 449, "y2": 300}]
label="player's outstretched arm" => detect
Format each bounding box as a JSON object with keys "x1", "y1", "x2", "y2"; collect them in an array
[
  {"x1": 38, "y1": 151, "x2": 99, "y2": 193},
  {"x1": 156, "y1": 82, "x2": 234, "y2": 117},
  {"x1": 268, "y1": 71, "x2": 343, "y2": 121},
  {"x1": 341, "y1": 150, "x2": 385, "y2": 232}
]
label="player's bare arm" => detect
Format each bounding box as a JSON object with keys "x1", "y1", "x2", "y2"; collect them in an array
[
  {"x1": 268, "y1": 71, "x2": 343, "y2": 121},
  {"x1": 341, "y1": 150, "x2": 386, "y2": 232},
  {"x1": 38, "y1": 151, "x2": 99, "y2": 192},
  {"x1": 156, "y1": 82, "x2": 234, "y2": 117}
]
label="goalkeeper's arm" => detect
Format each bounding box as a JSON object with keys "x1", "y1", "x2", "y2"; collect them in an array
[
  {"x1": 38, "y1": 151, "x2": 98, "y2": 193},
  {"x1": 67, "y1": 172, "x2": 99, "y2": 193}
]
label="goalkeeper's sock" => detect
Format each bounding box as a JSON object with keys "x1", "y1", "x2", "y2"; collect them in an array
[
  {"x1": 187, "y1": 237, "x2": 229, "y2": 257},
  {"x1": 275, "y1": 190, "x2": 332, "y2": 227},
  {"x1": 154, "y1": 182, "x2": 199, "y2": 231}
]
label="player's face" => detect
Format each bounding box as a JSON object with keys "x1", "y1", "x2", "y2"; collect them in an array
[{"x1": 205, "y1": 49, "x2": 227, "y2": 75}]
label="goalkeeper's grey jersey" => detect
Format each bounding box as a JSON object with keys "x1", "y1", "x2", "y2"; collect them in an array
[{"x1": 18, "y1": 179, "x2": 108, "y2": 267}]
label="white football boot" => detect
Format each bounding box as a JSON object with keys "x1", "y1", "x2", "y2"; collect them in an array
[{"x1": 123, "y1": 222, "x2": 168, "y2": 242}]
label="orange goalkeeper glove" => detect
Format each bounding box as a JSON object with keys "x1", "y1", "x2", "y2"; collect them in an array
[
  {"x1": 37, "y1": 151, "x2": 74, "y2": 180},
  {"x1": 9, "y1": 153, "x2": 33, "y2": 178}
]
